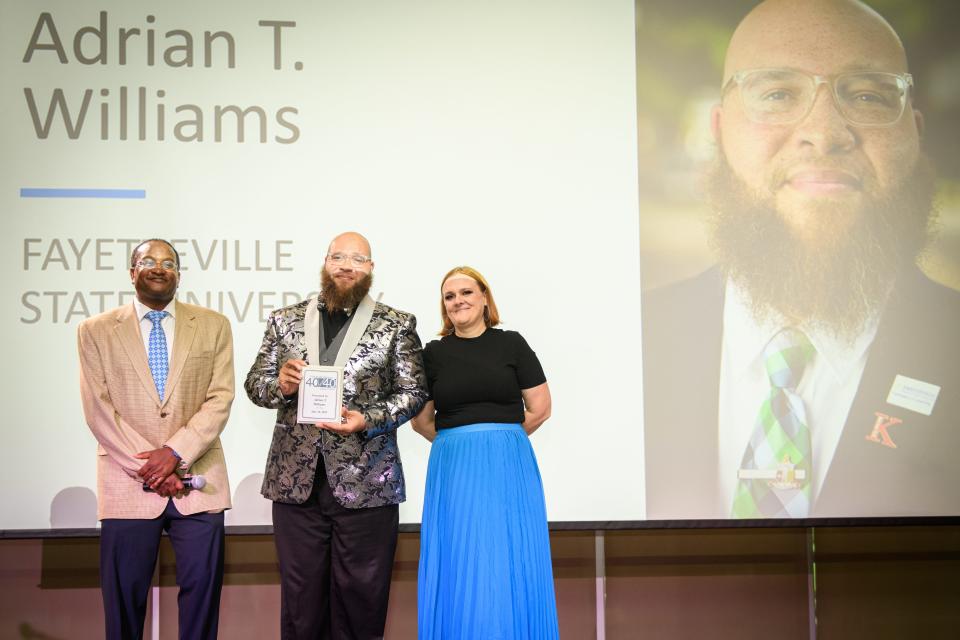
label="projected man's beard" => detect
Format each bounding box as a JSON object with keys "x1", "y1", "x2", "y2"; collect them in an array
[
  {"x1": 321, "y1": 270, "x2": 374, "y2": 311},
  {"x1": 706, "y1": 150, "x2": 936, "y2": 340}
]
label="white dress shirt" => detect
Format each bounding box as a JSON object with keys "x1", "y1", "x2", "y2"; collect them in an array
[
  {"x1": 133, "y1": 298, "x2": 176, "y2": 361},
  {"x1": 717, "y1": 280, "x2": 880, "y2": 515}
]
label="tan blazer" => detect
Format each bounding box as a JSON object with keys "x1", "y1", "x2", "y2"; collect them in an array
[{"x1": 78, "y1": 301, "x2": 234, "y2": 520}]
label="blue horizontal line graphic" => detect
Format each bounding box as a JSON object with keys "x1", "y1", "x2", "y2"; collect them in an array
[{"x1": 20, "y1": 188, "x2": 146, "y2": 199}]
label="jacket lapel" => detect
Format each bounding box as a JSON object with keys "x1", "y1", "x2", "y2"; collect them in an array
[
  {"x1": 335, "y1": 294, "x2": 376, "y2": 368},
  {"x1": 304, "y1": 294, "x2": 321, "y2": 365},
  {"x1": 815, "y1": 268, "x2": 950, "y2": 515},
  {"x1": 114, "y1": 303, "x2": 161, "y2": 406},
  {"x1": 163, "y1": 301, "x2": 197, "y2": 407},
  {"x1": 305, "y1": 294, "x2": 377, "y2": 367}
]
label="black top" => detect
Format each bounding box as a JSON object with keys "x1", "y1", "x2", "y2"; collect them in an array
[{"x1": 423, "y1": 328, "x2": 546, "y2": 430}]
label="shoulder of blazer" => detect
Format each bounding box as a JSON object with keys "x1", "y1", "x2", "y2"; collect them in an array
[
  {"x1": 174, "y1": 300, "x2": 230, "y2": 325},
  {"x1": 372, "y1": 302, "x2": 414, "y2": 326},
  {"x1": 643, "y1": 267, "x2": 723, "y2": 315},
  {"x1": 642, "y1": 266, "x2": 724, "y2": 344},
  {"x1": 271, "y1": 297, "x2": 313, "y2": 323},
  {"x1": 869, "y1": 268, "x2": 960, "y2": 363},
  {"x1": 79, "y1": 302, "x2": 135, "y2": 332},
  {"x1": 887, "y1": 268, "x2": 960, "y2": 323}
]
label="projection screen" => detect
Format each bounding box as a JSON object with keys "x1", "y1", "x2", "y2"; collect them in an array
[
  {"x1": 2, "y1": 0, "x2": 957, "y2": 533},
  {"x1": 2, "y1": 0, "x2": 642, "y2": 531}
]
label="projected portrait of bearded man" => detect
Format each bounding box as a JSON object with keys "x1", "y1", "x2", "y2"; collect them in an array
[{"x1": 640, "y1": 0, "x2": 960, "y2": 520}]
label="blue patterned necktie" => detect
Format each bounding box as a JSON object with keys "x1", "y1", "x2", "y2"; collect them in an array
[
  {"x1": 146, "y1": 310, "x2": 170, "y2": 400},
  {"x1": 732, "y1": 328, "x2": 816, "y2": 518}
]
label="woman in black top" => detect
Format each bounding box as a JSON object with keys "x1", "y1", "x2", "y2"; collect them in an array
[{"x1": 412, "y1": 266, "x2": 559, "y2": 640}]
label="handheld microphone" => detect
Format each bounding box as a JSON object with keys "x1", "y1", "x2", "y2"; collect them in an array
[{"x1": 142, "y1": 475, "x2": 206, "y2": 492}]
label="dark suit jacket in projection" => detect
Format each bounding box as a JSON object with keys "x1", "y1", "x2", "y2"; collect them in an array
[
  {"x1": 642, "y1": 266, "x2": 960, "y2": 520},
  {"x1": 245, "y1": 296, "x2": 428, "y2": 509}
]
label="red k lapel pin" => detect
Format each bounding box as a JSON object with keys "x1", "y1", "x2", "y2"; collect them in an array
[{"x1": 866, "y1": 374, "x2": 941, "y2": 449}]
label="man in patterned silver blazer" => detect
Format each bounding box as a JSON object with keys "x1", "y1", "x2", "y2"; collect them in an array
[{"x1": 245, "y1": 231, "x2": 427, "y2": 640}]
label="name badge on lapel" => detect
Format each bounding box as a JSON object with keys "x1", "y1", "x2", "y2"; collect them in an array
[{"x1": 886, "y1": 374, "x2": 940, "y2": 416}]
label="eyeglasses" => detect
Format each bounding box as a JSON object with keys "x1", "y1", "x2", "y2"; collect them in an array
[
  {"x1": 326, "y1": 253, "x2": 371, "y2": 267},
  {"x1": 723, "y1": 68, "x2": 913, "y2": 127},
  {"x1": 136, "y1": 258, "x2": 178, "y2": 271}
]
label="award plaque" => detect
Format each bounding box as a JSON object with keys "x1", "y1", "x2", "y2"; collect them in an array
[{"x1": 296, "y1": 365, "x2": 344, "y2": 424}]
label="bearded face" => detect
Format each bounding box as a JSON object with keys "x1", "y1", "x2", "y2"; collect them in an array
[
  {"x1": 321, "y1": 269, "x2": 373, "y2": 311},
  {"x1": 706, "y1": 147, "x2": 936, "y2": 340}
]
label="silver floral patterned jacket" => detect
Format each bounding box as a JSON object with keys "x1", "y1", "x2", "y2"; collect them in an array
[{"x1": 245, "y1": 296, "x2": 428, "y2": 508}]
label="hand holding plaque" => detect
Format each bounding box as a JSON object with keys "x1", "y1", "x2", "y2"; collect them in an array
[{"x1": 297, "y1": 365, "x2": 344, "y2": 424}]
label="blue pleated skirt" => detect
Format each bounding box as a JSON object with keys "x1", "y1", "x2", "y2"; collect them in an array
[{"x1": 418, "y1": 423, "x2": 559, "y2": 640}]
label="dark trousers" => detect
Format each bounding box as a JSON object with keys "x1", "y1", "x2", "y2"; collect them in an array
[
  {"x1": 100, "y1": 500, "x2": 225, "y2": 640},
  {"x1": 272, "y1": 460, "x2": 400, "y2": 640}
]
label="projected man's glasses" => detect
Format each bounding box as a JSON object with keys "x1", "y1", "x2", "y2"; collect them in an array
[{"x1": 724, "y1": 68, "x2": 913, "y2": 127}]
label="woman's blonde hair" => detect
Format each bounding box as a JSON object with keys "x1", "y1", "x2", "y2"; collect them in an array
[{"x1": 438, "y1": 265, "x2": 501, "y2": 335}]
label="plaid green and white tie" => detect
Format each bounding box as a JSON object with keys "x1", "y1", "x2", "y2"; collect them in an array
[{"x1": 732, "y1": 328, "x2": 816, "y2": 518}]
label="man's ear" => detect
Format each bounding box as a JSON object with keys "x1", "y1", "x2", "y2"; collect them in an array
[
  {"x1": 710, "y1": 103, "x2": 723, "y2": 144},
  {"x1": 912, "y1": 108, "x2": 925, "y2": 139}
]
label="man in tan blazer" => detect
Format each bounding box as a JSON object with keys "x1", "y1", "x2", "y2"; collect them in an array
[{"x1": 78, "y1": 238, "x2": 234, "y2": 640}]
